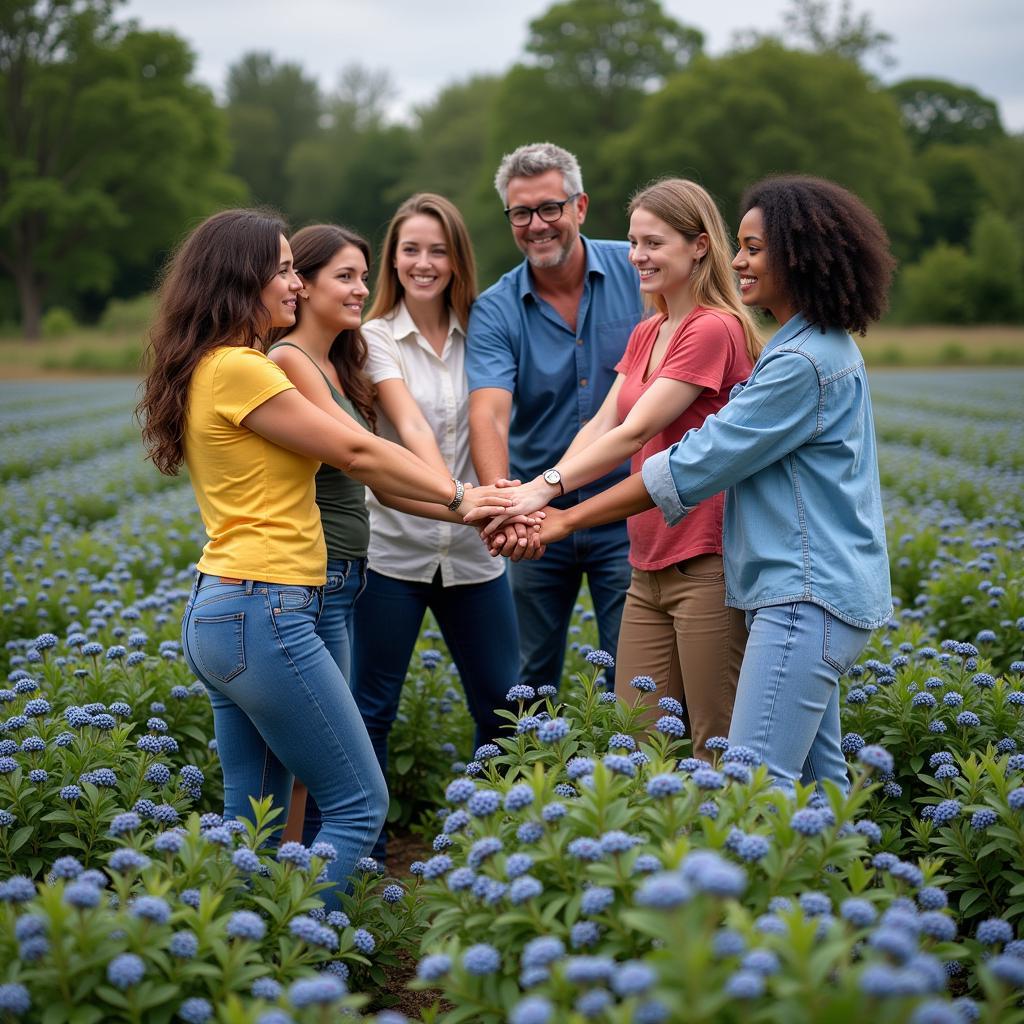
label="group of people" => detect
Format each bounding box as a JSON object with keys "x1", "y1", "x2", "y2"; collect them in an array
[{"x1": 139, "y1": 141, "x2": 894, "y2": 904}]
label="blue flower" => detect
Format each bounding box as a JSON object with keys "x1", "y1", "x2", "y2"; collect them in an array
[
  {"x1": 630, "y1": 675, "x2": 656, "y2": 692},
  {"x1": 636, "y1": 872, "x2": 692, "y2": 908},
  {"x1": 931, "y1": 799, "x2": 961, "y2": 825},
  {"x1": 504, "y1": 784, "x2": 534, "y2": 811},
  {"x1": 462, "y1": 943, "x2": 501, "y2": 975},
  {"x1": 580, "y1": 886, "x2": 614, "y2": 915},
  {"x1": 918, "y1": 912, "x2": 957, "y2": 941},
  {"x1": 956, "y1": 711, "x2": 981, "y2": 728},
  {"x1": 790, "y1": 808, "x2": 827, "y2": 836},
  {"x1": 567, "y1": 837, "x2": 603, "y2": 861},
  {"x1": 646, "y1": 773, "x2": 683, "y2": 797},
  {"x1": 467, "y1": 837, "x2": 502, "y2": 868},
  {"x1": 537, "y1": 717, "x2": 570, "y2": 742},
  {"x1": 971, "y1": 808, "x2": 998, "y2": 830},
  {"x1": 655, "y1": 714, "x2": 686, "y2": 738},
  {"x1": 107, "y1": 953, "x2": 145, "y2": 989},
  {"x1": 417, "y1": 953, "x2": 452, "y2": 981},
  {"x1": 692, "y1": 767, "x2": 724, "y2": 790},
  {"x1": 510, "y1": 996, "x2": 553, "y2": 1024},
  {"x1": 289, "y1": 976, "x2": 346, "y2": 1006},
  {"x1": 841, "y1": 733, "x2": 865, "y2": 755},
  {"x1": 507, "y1": 684, "x2": 536, "y2": 702},
  {"x1": 725, "y1": 969, "x2": 765, "y2": 999},
  {"x1": 585, "y1": 650, "x2": 615, "y2": 668},
  {"x1": 0, "y1": 983, "x2": 31, "y2": 1016},
  {"x1": 840, "y1": 898, "x2": 877, "y2": 927},
  {"x1": 169, "y1": 930, "x2": 199, "y2": 958},
  {"x1": 445, "y1": 777, "x2": 475, "y2": 804},
  {"x1": 977, "y1": 917, "x2": 1014, "y2": 945},
  {"x1": 509, "y1": 876, "x2": 543, "y2": 905},
  {"x1": 276, "y1": 842, "x2": 311, "y2": 869},
  {"x1": 565, "y1": 955, "x2": 616, "y2": 984},
  {"x1": 352, "y1": 927, "x2": 375, "y2": 954},
  {"x1": 575, "y1": 988, "x2": 612, "y2": 1018},
  {"x1": 468, "y1": 789, "x2": 501, "y2": 817},
  {"x1": 422, "y1": 854, "x2": 455, "y2": 878},
  {"x1": 517, "y1": 821, "x2": 544, "y2": 844},
  {"x1": 989, "y1": 954, "x2": 1024, "y2": 987},
  {"x1": 934, "y1": 764, "x2": 960, "y2": 780},
  {"x1": 737, "y1": 835, "x2": 770, "y2": 862},
  {"x1": 227, "y1": 911, "x2": 266, "y2": 941},
  {"x1": 178, "y1": 997, "x2": 213, "y2": 1023},
  {"x1": 521, "y1": 935, "x2": 565, "y2": 968},
  {"x1": 132, "y1": 895, "x2": 171, "y2": 924},
  {"x1": 857, "y1": 745, "x2": 894, "y2": 773},
  {"x1": 603, "y1": 753, "x2": 636, "y2": 777},
  {"x1": 571, "y1": 920, "x2": 602, "y2": 949}
]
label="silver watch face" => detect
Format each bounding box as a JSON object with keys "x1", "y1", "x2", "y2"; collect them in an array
[{"x1": 543, "y1": 469, "x2": 561, "y2": 486}]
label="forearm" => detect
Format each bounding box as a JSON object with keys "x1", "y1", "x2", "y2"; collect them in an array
[
  {"x1": 330, "y1": 432, "x2": 454, "y2": 506},
  {"x1": 373, "y1": 490, "x2": 462, "y2": 524},
  {"x1": 563, "y1": 472, "x2": 654, "y2": 532},
  {"x1": 469, "y1": 413, "x2": 510, "y2": 483},
  {"x1": 556, "y1": 423, "x2": 642, "y2": 493}
]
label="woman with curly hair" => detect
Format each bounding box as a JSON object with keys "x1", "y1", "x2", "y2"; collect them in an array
[
  {"x1": 521, "y1": 176, "x2": 894, "y2": 793},
  {"x1": 138, "y1": 209, "x2": 513, "y2": 899}
]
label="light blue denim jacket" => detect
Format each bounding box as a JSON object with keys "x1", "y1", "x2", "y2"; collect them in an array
[{"x1": 641, "y1": 313, "x2": 892, "y2": 629}]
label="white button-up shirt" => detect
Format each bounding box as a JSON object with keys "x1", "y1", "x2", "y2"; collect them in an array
[{"x1": 363, "y1": 302, "x2": 505, "y2": 586}]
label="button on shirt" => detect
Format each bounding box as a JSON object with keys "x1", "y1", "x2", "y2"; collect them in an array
[
  {"x1": 466, "y1": 237, "x2": 644, "y2": 503},
  {"x1": 363, "y1": 302, "x2": 504, "y2": 586}
]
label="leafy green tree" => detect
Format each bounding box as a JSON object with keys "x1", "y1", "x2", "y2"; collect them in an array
[
  {"x1": 0, "y1": 0, "x2": 244, "y2": 337},
  {"x1": 225, "y1": 52, "x2": 321, "y2": 210},
  {"x1": 525, "y1": 0, "x2": 703, "y2": 93},
  {"x1": 968, "y1": 210, "x2": 1023, "y2": 322},
  {"x1": 600, "y1": 41, "x2": 927, "y2": 254},
  {"x1": 781, "y1": 0, "x2": 894, "y2": 65},
  {"x1": 915, "y1": 144, "x2": 990, "y2": 248},
  {"x1": 896, "y1": 243, "x2": 977, "y2": 323},
  {"x1": 888, "y1": 78, "x2": 1005, "y2": 151}
]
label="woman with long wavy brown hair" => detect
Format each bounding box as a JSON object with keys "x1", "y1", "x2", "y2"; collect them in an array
[{"x1": 137, "y1": 208, "x2": 513, "y2": 902}]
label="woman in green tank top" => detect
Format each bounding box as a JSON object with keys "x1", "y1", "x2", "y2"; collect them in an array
[{"x1": 268, "y1": 224, "x2": 376, "y2": 682}]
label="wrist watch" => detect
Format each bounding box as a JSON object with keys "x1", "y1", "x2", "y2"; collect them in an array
[{"x1": 542, "y1": 468, "x2": 565, "y2": 496}]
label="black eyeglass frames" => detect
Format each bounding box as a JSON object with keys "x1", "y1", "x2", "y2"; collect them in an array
[{"x1": 503, "y1": 193, "x2": 582, "y2": 227}]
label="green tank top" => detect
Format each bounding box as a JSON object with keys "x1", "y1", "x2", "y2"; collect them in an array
[{"x1": 267, "y1": 342, "x2": 370, "y2": 560}]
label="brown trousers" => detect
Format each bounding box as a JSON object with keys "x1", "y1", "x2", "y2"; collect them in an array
[{"x1": 613, "y1": 553, "x2": 747, "y2": 761}]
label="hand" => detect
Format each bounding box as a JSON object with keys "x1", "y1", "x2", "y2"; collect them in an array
[
  {"x1": 535, "y1": 505, "x2": 572, "y2": 547},
  {"x1": 482, "y1": 512, "x2": 545, "y2": 559},
  {"x1": 458, "y1": 484, "x2": 514, "y2": 521},
  {"x1": 492, "y1": 476, "x2": 558, "y2": 519}
]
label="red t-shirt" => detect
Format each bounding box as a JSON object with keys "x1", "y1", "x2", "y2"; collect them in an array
[{"x1": 615, "y1": 307, "x2": 754, "y2": 571}]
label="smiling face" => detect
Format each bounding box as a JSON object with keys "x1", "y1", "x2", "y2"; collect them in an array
[
  {"x1": 506, "y1": 169, "x2": 588, "y2": 270},
  {"x1": 302, "y1": 244, "x2": 369, "y2": 332},
  {"x1": 628, "y1": 206, "x2": 707, "y2": 303},
  {"x1": 260, "y1": 235, "x2": 302, "y2": 328},
  {"x1": 394, "y1": 213, "x2": 452, "y2": 306},
  {"x1": 732, "y1": 207, "x2": 794, "y2": 324}
]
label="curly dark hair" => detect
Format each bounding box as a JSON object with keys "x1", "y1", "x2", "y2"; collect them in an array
[
  {"x1": 138, "y1": 208, "x2": 288, "y2": 476},
  {"x1": 739, "y1": 176, "x2": 895, "y2": 335}
]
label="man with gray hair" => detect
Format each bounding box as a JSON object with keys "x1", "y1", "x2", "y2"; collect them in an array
[{"x1": 467, "y1": 141, "x2": 643, "y2": 688}]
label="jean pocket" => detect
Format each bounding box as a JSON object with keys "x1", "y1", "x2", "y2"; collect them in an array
[
  {"x1": 276, "y1": 586, "x2": 317, "y2": 612},
  {"x1": 822, "y1": 610, "x2": 870, "y2": 674},
  {"x1": 192, "y1": 612, "x2": 246, "y2": 684},
  {"x1": 674, "y1": 553, "x2": 725, "y2": 582},
  {"x1": 324, "y1": 572, "x2": 345, "y2": 595}
]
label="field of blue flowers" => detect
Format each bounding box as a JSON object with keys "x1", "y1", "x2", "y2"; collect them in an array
[{"x1": 1, "y1": 370, "x2": 1023, "y2": 1024}]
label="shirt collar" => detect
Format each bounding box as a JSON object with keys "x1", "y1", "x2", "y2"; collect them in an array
[
  {"x1": 517, "y1": 235, "x2": 604, "y2": 301},
  {"x1": 390, "y1": 300, "x2": 464, "y2": 342},
  {"x1": 760, "y1": 311, "x2": 814, "y2": 357}
]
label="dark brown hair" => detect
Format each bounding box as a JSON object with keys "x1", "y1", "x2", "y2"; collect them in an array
[
  {"x1": 740, "y1": 176, "x2": 895, "y2": 335},
  {"x1": 366, "y1": 193, "x2": 477, "y2": 329},
  {"x1": 270, "y1": 224, "x2": 378, "y2": 432},
  {"x1": 138, "y1": 208, "x2": 288, "y2": 475}
]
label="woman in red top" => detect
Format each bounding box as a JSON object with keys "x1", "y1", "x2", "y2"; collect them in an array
[{"x1": 494, "y1": 179, "x2": 761, "y2": 758}]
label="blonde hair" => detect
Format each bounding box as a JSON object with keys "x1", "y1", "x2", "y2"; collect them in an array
[
  {"x1": 629, "y1": 179, "x2": 763, "y2": 363},
  {"x1": 366, "y1": 193, "x2": 477, "y2": 328}
]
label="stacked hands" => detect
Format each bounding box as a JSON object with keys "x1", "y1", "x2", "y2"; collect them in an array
[{"x1": 461, "y1": 476, "x2": 568, "y2": 560}]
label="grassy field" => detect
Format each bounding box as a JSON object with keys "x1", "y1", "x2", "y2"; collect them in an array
[{"x1": 1, "y1": 321, "x2": 1023, "y2": 377}]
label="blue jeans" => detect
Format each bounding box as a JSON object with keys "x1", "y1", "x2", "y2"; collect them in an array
[
  {"x1": 318, "y1": 557, "x2": 368, "y2": 680},
  {"x1": 352, "y1": 568, "x2": 520, "y2": 860},
  {"x1": 727, "y1": 601, "x2": 871, "y2": 794},
  {"x1": 181, "y1": 574, "x2": 387, "y2": 906},
  {"x1": 508, "y1": 520, "x2": 631, "y2": 688},
  {"x1": 301, "y1": 556, "x2": 367, "y2": 845}
]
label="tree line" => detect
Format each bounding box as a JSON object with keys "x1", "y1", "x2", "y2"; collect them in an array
[{"x1": 2, "y1": 0, "x2": 1022, "y2": 338}]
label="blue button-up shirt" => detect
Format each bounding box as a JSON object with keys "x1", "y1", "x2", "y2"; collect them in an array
[
  {"x1": 641, "y1": 313, "x2": 892, "y2": 628},
  {"x1": 466, "y1": 237, "x2": 643, "y2": 503}
]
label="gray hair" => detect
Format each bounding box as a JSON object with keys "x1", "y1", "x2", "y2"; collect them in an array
[{"x1": 494, "y1": 142, "x2": 584, "y2": 205}]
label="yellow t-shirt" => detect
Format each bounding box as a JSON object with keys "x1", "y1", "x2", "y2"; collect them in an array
[{"x1": 184, "y1": 345, "x2": 327, "y2": 585}]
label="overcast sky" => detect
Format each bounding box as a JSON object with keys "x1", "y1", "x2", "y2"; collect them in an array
[{"x1": 122, "y1": 0, "x2": 1024, "y2": 130}]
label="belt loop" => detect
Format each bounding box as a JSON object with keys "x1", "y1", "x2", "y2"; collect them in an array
[{"x1": 245, "y1": 579, "x2": 255, "y2": 595}]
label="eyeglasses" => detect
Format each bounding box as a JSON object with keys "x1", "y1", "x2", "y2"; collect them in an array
[{"x1": 504, "y1": 193, "x2": 581, "y2": 228}]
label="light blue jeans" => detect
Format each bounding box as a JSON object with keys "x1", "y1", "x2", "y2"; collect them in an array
[
  {"x1": 318, "y1": 557, "x2": 368, "y2": 680},
  {"x1": 727, "y1": 601, "x2": 871, "y2": 794},
  {"x1": 181, "y1": 574, "x2": 387, "y2": 906},
  {"x1": 301, "y1": 556, "x2": 367, "y2": 845}
]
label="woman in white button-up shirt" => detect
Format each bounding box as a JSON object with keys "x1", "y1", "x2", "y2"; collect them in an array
[{"x1": 352, "y1": 193, "x2": 520, "y2": 861}]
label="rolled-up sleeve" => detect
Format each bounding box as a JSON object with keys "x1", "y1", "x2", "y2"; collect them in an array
[
  {"x1": 466, "y1": 295, "x2": 517, "y2": 393},
  {"x1": 646, "y1": 351, "x2": 821, "y2": 521}
]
